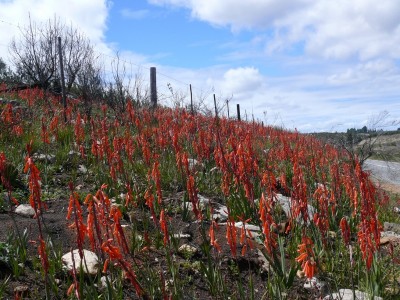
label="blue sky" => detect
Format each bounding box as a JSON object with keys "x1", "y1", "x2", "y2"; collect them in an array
[{"x1": 1, "y1": 0, "x2": 400, "y2": 132}]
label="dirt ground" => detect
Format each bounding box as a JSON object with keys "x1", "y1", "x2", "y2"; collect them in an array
[{"x1": 0, "y1": 193, "x2": 315, "y2": 300}]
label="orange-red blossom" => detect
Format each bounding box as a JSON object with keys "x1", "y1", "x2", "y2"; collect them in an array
[{"x1": 296, "y1": 236, "x2": 316, "y2": 279}]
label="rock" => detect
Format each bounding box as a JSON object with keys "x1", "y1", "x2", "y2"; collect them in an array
[
  {"x1": 198, "y1": 194, "x2": 210, "y2": 206},
  {"x1": 68, "y1": 150, "x2": 80, "y2": 159},
  {"x1": 384, "y1": 222, "x2": 400, "y2": 235},
  {"x1": 178, "y1": 244, "x2": 198, "y2": 257},
  {"x1": 32, "y1": 153, "x2": 55, "y2": 163},
  {"x1": 78, "y1": 165, "x2": 88, "y2": 174},
  {"x1": 218, "y1": 221, "x2": 261, "y2": 238},
  {"x1": 100, "y1": 275, "x2": 112, "y2": 288},
  {"x1": 172, "y1": 233, "x2": 191, "y2": 239},
  {"x1": 380, "y1": 232, "x2": 400, "y2": 245},
  {"x1": 182, "y1": 194, "x2": 210, "y2": 211},
  {"x1": 297, "y1": 269, "x2": 305, "y2": 278},
  {"x1": 209, "y1": 167, "x2": 219, "y2": 173},
  {"x1": 275, "y1": 193, "x2": 315, "y2": 225},
  {"x1": 323, "y1": 289, "x2": 383, "y2": 300},
  {"x1": 15, "y1": 204, "x2": 35, "y2": 217},
  {"x1": 188, "y1": 158, "x2": 203, "y2": 171},
  {"x1": 328, "y1": 231, "x2": 337, "y2": 239},
  {"x1": 304, "y1": 277, "x2": 326, "y2": 293},
  {"x1": 393, "y1": 207, "x2": 400, "y2": 214},
  {"x1": 213, "y1": 204, "x2": 228, "y2": 222},
  {"x1": 233, "y1": 222, "x2": 260, "y2": 233},
  {"x1": 14, "y1": 285, "x2": 29, "y2": 298},
  {"x1": 62, "y1": 249, "x2": 99, "y2": 275},
  {"x1": 256, "y1": 249, "x2": 270, "y2": 273}
]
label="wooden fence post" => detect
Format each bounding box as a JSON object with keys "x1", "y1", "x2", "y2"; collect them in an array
[
  {"x1": 150, "y1": 67, "x2": 157, "y2": 108},
  {"x1": 213, "y1": 94, "x2": 218, "y2": 118},
  {"x1": 190, "y1": 84, "x2": 193, "y2": 115},
  {"x1": 57, "y1": 36, "x2": 67, "y2": 122}
]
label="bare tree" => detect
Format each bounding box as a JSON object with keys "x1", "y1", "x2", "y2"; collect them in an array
[
  {"x1": 75, "y1": 54, "x2": 104, "y2": 117},
  {"x1": 340, "y1": 111, "x2": 400, "y2": 166},
  {"x1": 10, "y1": 16, "x2": 60, "y2": 89},
  {"x1": 103, "y1": 53, "x2": 132, "y2": 114},
  {"x1": 9, "y1": 16, "x2": 96, "y2": 95}
]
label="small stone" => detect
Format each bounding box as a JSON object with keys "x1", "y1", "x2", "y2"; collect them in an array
[
  {"x1": 393, "y1": 207, "x2": 400, "y2": 213},
  {"x1": 209, "y1": 167, "x2": 219, "y2": 173},
  {"x1": 304, "y1": 277, "x2": 326, "y2": 292},
  {"x1": 213, "y1": 204, "x2": 228, "y2": 222},
  {"x1": 256, "y1": 249, "x2": 270, "y2": 273},
  {"x1": 62, "y1": 249, "x2": 99, "y2": 275},
  {"x1": 68, "y1": 150, "x2": 80, "y2": 158},
  {"x1": 14, "y1": 285, "x2": 29, "y2": 298},
  {"x1": 15, "y1": 204, "x2": 35, "y2": 217},
  {"x1": 297, "y1": 269, "x2": 305, "y2": 278},
  {"x1": 178, "y1": 244, "x2": 198, "y2": 257},
  {"x1": 198, "y1": 194, "x2": 210, "y2": 206},
  {"x1": 323, "y1": 289, "x2": 383, "y2": 300},
  {"x1": 234, "y1": 222, "x2": 260, "y2": 232},
  {"x1": 172, "y1": 233, "x2": 191, "y2": 239},
  {"x1": 384, "y1": 222, "x2": 400, "y2": 235},
  {"x1": 188, "y1": 158, "x2": 204, "y2": 171},
  {"x1": 328, "y1": 231, "x2": 337, "y2": 239},
  {"x1": 380, "y1": 234, "x2": 400, "y2": 245},
  {"x1": 33, "y1": 153, "x2": 56, "y2": 163},
  {"x1": 78, "y1": 165, "x2": 88, "y2": 174},
  {"x1": 100, "y1": 276, "x2": 112, "y2": 288}
]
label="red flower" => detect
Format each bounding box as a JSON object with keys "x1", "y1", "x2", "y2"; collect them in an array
[{"x1": 295, "y1": 236, "x2": 316, "y2": 279}]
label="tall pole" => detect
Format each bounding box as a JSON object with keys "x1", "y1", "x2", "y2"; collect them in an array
[
  {"x1": 226, "y1": 99, "x2": 230, "y2": 118},
  {"x1": 190, "y1": 84, "x2": 193, "y2": 115},
  {"x1": 57, "y1": 36, "x2": 67, "y2": 122},
  {"x1": 237, "y1": 104, "x2": 241, "y2": 121},
  {"x1": 150, "y1": 67, "x2": 157, "y2": 109},
  {"x1": 213, "y1": 94, "x2": 218, "y2": 118}
]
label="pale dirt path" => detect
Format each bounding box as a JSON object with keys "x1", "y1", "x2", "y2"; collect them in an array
[{"x1": 364, "y1": 159, "x2": 400, "y2": 194}]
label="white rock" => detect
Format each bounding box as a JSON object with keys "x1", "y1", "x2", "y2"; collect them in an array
[
  {"x1": 256, "y1": 249, "x2": 270, "y2": 273},
  {"x1": 323, "y1": 289, "x2": 383, "y2": 300},
  {"x1": 100, "y1": 276, "x2": 112, "y2": 288},
  {"x1": 213, "y1": 204, "x2": 228, "y2": 222},
  {"x1": 68, "y1": 150, "x2": 80, "y2": 158},
  {"x1": 198, "y1": 194, "x2": 210, "y2": 206},
  {"x1": 15, "y1": 204, "x2": 35, "y2": 217},
  {"x1": 188, "y1": 158, "x2": 203, "y2": 170},
  {"x1": 178, "y1": 244, "x2": 198, "y2": 256},
  {"x1": 384, "y1": 222, "x2": 400, "y2": 235},
  {"x1": 172, "y1": 233, "x2": 191, "y2": 239},
  {"x1": 33, "y1": 153, "x2": 55, "y2": 163},
  {"x1": 218, "y1": 221, "x2": 262, "y2": 238},
  {"x1": 275, "y1": 193, "x2": 315, "y2": 225},
  {"x1": 381, "y1": 231, "x2": 400, "y2": 239},
  {"x1": 233, "y1": 222, "x2": 260, "y2": 233},
  {"x1": 62, "y1": 249, "x2": 99, "y2": 275},
  {"x1": 304, "y1": 277, "x2": 326, "y2": 291},
  {"x1": 209, "y1": 167, "x2": 219, "y2": 173},
  {"x1": 78, "y1": 165, "x2": 88, "y2": 174},
  {"x1": 182, "y1": 194, "x2": 210, "y2": 211}
]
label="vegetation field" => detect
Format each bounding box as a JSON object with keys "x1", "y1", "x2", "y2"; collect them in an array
[{"x1": 0, "y1": 87, "x2": 399, "y2": 299}]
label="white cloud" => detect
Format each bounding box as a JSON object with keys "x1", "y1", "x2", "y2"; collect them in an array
[
  {"x1": 120, "y1": 9, "x2": 150, "y2": 20},
  {"x1": 221, "y1": 67, "x2": 263, "y2": 95},
  {"x1": 0, "y1": 0, "x2": 110, "y2": 62},
  {"x1": 148, "y1": 0, "x2": 308, "y2": 30},
  {"x1": 148, "y1": 0, "x2": 400, "y2": 61}
]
